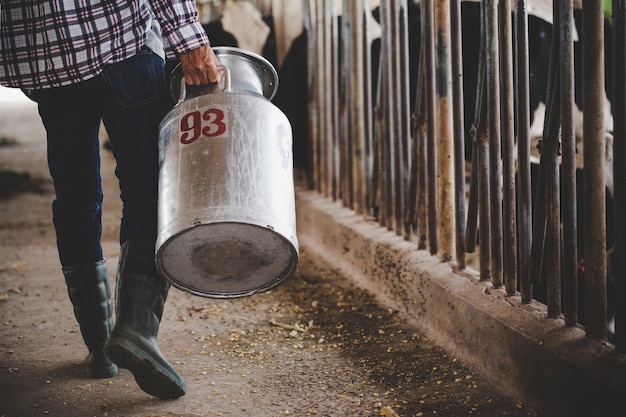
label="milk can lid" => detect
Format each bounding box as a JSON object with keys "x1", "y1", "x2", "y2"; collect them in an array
[{"x1": 213, "y1": 46, "x2": 279, "y2": 100}]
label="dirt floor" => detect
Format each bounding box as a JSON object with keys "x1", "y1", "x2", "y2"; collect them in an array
[{"x1": 0, "y1": 87, "x2": 539, "y2": 417}]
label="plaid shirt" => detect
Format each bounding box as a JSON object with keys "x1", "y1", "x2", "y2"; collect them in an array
[{"x1": 0, "y1": 0, "x2": 209, "y2": 89}]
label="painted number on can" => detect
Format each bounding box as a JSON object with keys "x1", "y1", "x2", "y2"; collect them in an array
[{"x1": 180, "y1": 108, "x2": 227, "y2": 144}]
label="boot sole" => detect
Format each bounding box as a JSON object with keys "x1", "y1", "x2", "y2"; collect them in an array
[{"x1": 104, "y1": 339, "x2": 185, "y2": 399}]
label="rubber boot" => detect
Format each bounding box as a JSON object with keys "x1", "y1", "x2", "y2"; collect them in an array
[
  {"x1": 104, "y1": 240, "x2": 186, "y2": 399},
  {"x1": 63, "y1": 260, "x2": 118, "y2": 378}
]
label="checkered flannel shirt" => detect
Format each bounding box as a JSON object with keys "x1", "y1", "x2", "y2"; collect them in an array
[{"x1": 0, "y1": 0, "x2": 209, "y2": 90}]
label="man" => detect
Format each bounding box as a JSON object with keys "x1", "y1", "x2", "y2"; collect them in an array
[{"x1": 0, "y1": 0, "x2": 221, "y2": 399}]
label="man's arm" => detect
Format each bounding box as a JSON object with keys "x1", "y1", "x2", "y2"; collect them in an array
[{"x1": 149, "y1": 0, "x2": 221, "y2": 84}]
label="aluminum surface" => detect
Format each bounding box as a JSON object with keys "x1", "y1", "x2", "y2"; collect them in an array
[{"x1": 156, "y1": 48, "x2": 298, "y2": 298}]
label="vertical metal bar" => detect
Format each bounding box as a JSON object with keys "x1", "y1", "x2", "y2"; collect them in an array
[
  {"x1": 545, "y1": 0, "x2": 563, "y2": 318},
  {"x1": 583, "y1": 0, "x2": 608, "y2": 340},
  {"x1": 340, "y1": 0, "x2": 352, "y2": 208},
  {"x1": 389, "y1": 0, "x2": 402, "y2": 235},
  {"x1": 321, "y1": 0, "x2": 333, "y2": 198},
  {"x1": 465, "y1": 135, "x2": 479, "y2": 254},
  {"x1": 407, "y1": 47, "x2": 424, "y2": 244},
  {"x1": 327, "y1": 0, "x2": 341, "y2": 200},
  {"x1": 500, "y1": 0, "x2": 517, "y2": 295},
  {"x1": 416, "y1": 52, "x2": 429, "y2": 251},
  {"x1": 486, "y1": 0, "x2": 503, "y2": 288},
  {"x1": 345, "y1": 0, "x2": 369, "y2": 216},
  {"x1": 424, "y1": 0, "x2": 438, "y2": 255},
  {"x1": 560, "y1": 0, "x2": 578, "y2": 326},
  {"x1": 397, "y1": 0, "x2": 412, "y2": 240},
  {"x1": 476, "y1": 78, "x2": 492, "y2": 282},
  {"x1": 378, "y1": 0, "x2": 392, "y2": 230},
  {"x1": 361, "y1": 0, "x2": 374, "y2": 218},
  {"x1": 529, "y1": 146, "x2": 547, "y2": 286},
  {"x1": 314, "y1": 0, "x2": 323, "y2": 193},
  {"x1": 299, "y1": 0, "x2": 313, "y2": 189},
  {"x1": 545, "y1": 151, "x2": 562, "y2": 319},
  {"x1": 435, "y1": 0, "x2": 455, "y2": 261},
  {"x1": 450, "y1": 0, "x2": 467, "y2": 269},
  {"x1": 477, "y1": 0, "x2": 491, "y2": 282},
  {"x1": 612, "y1": 0, "x2": 626, "y2": 352},
  {"x1": 381, "y1": 0, "x2": 402, "y2": 234},
  {"x1": 305, "y1": 0, "x2": 320, "y2": 192},
  {"x1": 387, "y1": 0, "x2": 403, "y2": 236},
  {"x1": 466, "y1": 0, "x2": 489, "y2": 258},
  {"x1": 529, "y1": 4, "x2": 562, "y2": 317},
  {"x1": 375, "y1": 0, "x2": 386, "y2": 226},
  {"x1": 314, "y1": 0, "x2": 329, "y2": 197},
  {"x1": 515, "y1": 0, "x2": 533, "y2": 304},
  {"x1": 317, "y1": 0, "x2": 326, "y2": 194}
]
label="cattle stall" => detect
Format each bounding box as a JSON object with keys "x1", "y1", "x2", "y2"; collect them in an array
[
  {"x1": 292, "y1": 0, "x2": 625, "y2": 353},
  {"x1": 187, "y1": 0, "x2": 626, "y2": 412},
  {"x1": 193, "y1": 0, "x2": 625, "y2": 363}
]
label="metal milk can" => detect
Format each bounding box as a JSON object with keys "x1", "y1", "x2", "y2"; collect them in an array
[{"x1": 156, "y1": 47, "x2": 298, "y2": 298}]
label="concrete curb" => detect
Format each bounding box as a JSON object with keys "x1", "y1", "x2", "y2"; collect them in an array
[{"x1": 295, "y1": 188, "x2": 626, "y2": 417}]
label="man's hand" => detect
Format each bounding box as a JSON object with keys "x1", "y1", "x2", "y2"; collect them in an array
[{"x1": 179, "y1": 45, "x2": 221, "y2": 85}]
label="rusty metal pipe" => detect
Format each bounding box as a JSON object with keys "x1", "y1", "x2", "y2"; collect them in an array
[
  {"x1": 388, "y1": 0, "x2": 410, "y2": 238},
  {"x1": 559, "y1": 0, "x2": 578, "y2": 326},
  {"x1": 529, "y1": 7, "x2": 561, "y2": 298},
  {"x1": 388, "y1": 0, "x2": 402, "y2": 235},
  {"x1": 314, "y1": 0, "x2": 325, "y2": 194},
  {"x1": 361, "y1": 0, "x2": 375, "y2": 218},
  {"x1": 612, "y1": 0, "x2": 626, "y2": 352},
  {"x1": 486, "y1": 0, "x2": 503, "y2": 288},
  {"x1": 500, "y1": 0, "x2": 518, "y2": 295},
  {"x1": 450, "y1": 0, "x2": 467, "y2": 269},
  {"x1": 424, "y1": 0, "x2": 438, "y2": 255},
  {"x1": 546, "y1": 0, "x2": 563, "y2": 319},
  {"x1": 340, "y1": 0, "x2": 352, "y2": 208},
  {"x1": 477, "y1": 114, "x2": 492, "y2": 282},
  {"x1": 465, "y1": 0, "x2": 489, "y2": 257},
  {"x1": 515, "y1": 0, "x2": 533, "y2": 303},
  {"x1": 329, "y1": 0, "x2": 340, "y2": 202},
  {"x1": 305, "y1": 0, "x2": 320, "y2": 192},
  {"x1": 380, "y1": 0, "x2": 394, "y2": 232},
  {"x1": 582, "y1": 0, "x2": 608, "y2": 340},
  {"x1": 371, "y1": 1, "x2": 385, "y2": 226},
  {"x1": 416, "y1": 54, "x2": 429, "y2": 251},
  {"x1": 407, "y1": 43, "x2": 425, "y2": 233},
  {"x1": 465, "y1": 136, "x2": 479, "y2": 254},
  {"x1": 532, "y1": 0, "x2": 562, "y2": 317},
  {"x1": 322, "y1": 0, "x2": 334, "y2": 199},
  {"x1": 435, "y1": 0, "x2": 455, "y2": 261},
  {"x1": 398, "y1": 0, "x2": 412, "y2": 240},
  {"x1": 346, "y1": 0, "x2": 368, "y2": 214},
  {"x1": 475, "y1": 0, "x2": 491, "y2": 281}
]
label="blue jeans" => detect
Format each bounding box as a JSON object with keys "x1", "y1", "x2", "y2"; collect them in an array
[{"x1": 34, "y1": 49, "x2": 172, "y2": 267}]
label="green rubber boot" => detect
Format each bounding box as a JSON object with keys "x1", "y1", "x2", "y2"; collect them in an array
[
  {"x1": 63, "y1": 260, "x2": 118, "y2": 378},
  {"x1": 104, "y1": 241, "x2": 185, "y2": 399}
]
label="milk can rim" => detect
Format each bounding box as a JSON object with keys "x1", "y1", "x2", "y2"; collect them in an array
[{"x1": 212, "y1": 46, "x2": 280, "y2": 101}]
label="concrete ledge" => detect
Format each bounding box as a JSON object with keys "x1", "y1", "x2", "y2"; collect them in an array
[{"x1": 295, "y1": 188, "x2": 626, "y2": 417}]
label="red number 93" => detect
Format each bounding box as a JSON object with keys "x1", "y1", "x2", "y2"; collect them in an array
[{"x1": 180, "y1": 108, "x2": 227, "y2": 144}]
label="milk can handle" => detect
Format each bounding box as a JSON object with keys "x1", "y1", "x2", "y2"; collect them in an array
[{"x1": 175, "y1": 65, "x2": 231, "y2": 105}]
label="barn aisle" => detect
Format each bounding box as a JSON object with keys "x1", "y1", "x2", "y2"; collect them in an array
[{"x1": 0, "y1": 85, "x2": 539, "y2": 417}]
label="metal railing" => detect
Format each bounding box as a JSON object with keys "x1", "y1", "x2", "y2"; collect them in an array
[{"x1": 303, "y1": 0, "x2": 625, "y2": 352}]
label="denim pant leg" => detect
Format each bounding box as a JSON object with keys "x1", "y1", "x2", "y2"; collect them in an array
[
  {"x1": 100, "y1": 49, "x2": 172, "y2": 246},
  {"x1": 36, "y1": 82, "x2": 105, "y2": 267}
]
